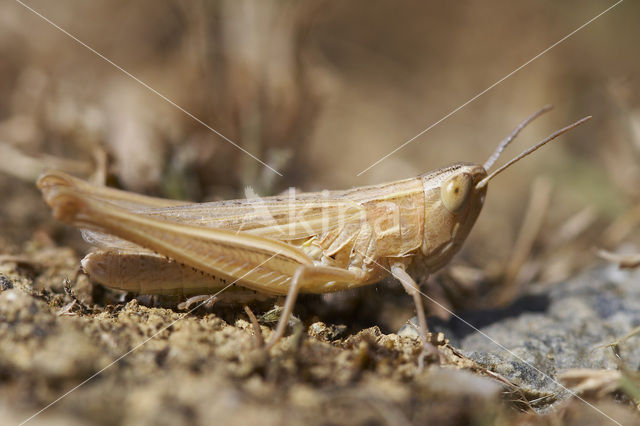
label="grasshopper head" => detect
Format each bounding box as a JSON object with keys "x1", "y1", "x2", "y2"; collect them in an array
[
  {"x1": 418, "y1": 164, "x2": 487, "y2": 271},
  {"x1": 416, "y1": 109, "x2": 591, "y2": 273}
]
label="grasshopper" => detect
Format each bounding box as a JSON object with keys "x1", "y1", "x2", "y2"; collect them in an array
[{"x1": 37, "y1": 106, "x2": 590, "y2": 352}]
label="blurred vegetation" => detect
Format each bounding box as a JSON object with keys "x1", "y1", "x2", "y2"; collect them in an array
[{"x1": 2, "y1": 0, "x2": 638, "y2": 306}]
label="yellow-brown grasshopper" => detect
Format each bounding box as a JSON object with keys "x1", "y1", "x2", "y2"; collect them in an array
[{"x1": 37, "y1": 106, "x2": 591, "y2": 352}]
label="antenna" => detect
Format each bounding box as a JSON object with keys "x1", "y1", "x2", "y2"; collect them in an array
[
  {"x1": 476, "y1": 115, "x2": 592, "y2": 189},
  {"x1": 483, "y1": 105, "x2": 553, "y2": 171}
]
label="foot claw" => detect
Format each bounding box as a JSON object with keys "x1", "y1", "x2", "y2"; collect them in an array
[
  {"x1": 417, "y1": 342, "x2": 441, "y2": 371},
  {"x1": 178, "y1": 294, "x2": 217, "y2": 310}
]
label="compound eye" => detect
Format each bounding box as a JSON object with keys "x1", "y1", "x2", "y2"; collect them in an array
[{"x1": 441, "y1": 173, "x2": 472, "y2": 213}]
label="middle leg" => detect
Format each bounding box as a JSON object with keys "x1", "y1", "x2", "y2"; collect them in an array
[{"x1": 265, "y1": 265, "x2": 363, "y2": 350}]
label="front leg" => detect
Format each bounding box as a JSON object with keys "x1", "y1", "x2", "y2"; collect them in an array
[{"x1": 390, "y1": 263, "x2": 440, "y2": 362}]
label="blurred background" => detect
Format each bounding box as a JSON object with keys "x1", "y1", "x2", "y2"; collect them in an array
[{"x1": 0, "y1": 0, "x2": 638, "y2": 316}]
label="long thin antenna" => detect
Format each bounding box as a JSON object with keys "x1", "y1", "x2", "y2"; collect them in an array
[
  {"x1": 476, "y1": 116, "x2": 592, "y2": 189},
  {"x1": 483, "y1": 105, "x2": 554, "y2": 170}
]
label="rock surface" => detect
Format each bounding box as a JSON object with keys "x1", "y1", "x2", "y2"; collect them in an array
[{"x1": 403, "y1": 265, "x2": 640, "y2": 408}]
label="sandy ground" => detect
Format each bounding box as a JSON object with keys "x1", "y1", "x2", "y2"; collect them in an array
[{"x1": 1, "y1": 244, "x2": 639, "y2": 425}]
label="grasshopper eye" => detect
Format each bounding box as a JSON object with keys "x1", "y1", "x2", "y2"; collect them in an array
[{"x1": 441, "y1": 173, "x2": 472, "y2": 213}]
